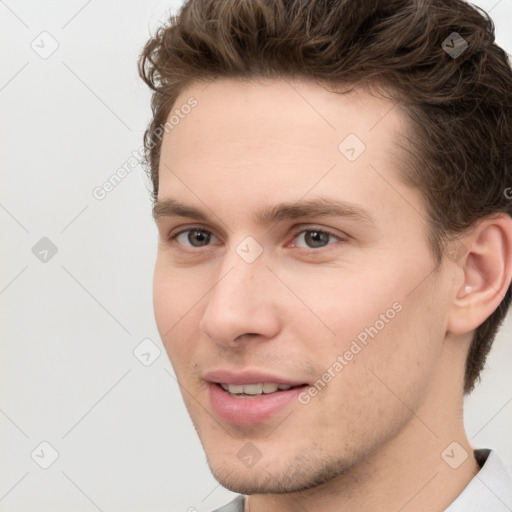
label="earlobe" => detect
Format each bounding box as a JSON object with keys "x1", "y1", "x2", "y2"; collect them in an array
[{"x1": 447, "y1": 214, "x2": 512, "y2": 336}]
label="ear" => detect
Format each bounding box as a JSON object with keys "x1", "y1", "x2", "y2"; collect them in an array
[{"x1": 447, "y1": 213, "x2": 512, "y2": 336}]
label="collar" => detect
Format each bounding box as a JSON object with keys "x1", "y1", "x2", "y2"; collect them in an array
[{"x1": 444, "y1": 449, "x2": 512, "y2": 511}]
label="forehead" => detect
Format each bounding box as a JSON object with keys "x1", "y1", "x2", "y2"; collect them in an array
[
  {"x1": 156, "y1": 77, "x2": 421, "y2": 225},
  {"x1": 164, "y1": 77, "x2": 404, "y2": 158}
]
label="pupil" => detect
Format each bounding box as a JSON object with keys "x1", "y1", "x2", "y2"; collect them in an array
[
  {"x1": 305, "y1": 231, "x2": 329, "y2": 248},
  {"x1": 189, "y1": 229, "x2": 210, "y2": 247}
]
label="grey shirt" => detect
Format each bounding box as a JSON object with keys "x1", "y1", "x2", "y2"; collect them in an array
[{"x1": 212, "y1": 449, "x2": 512, "y2": 512}]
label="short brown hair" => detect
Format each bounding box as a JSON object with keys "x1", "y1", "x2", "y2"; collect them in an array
[{"x1": 138, "y1": 0, "x2": 512, "y2": 394}]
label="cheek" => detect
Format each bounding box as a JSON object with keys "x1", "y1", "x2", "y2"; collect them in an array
[
  {"x1": 300, "y1": 267, "x2": 445, "y2": 397},
  {"x1": 153, "y1": 258, "x2": 204, "y2": 326},
  {"x1": 346, "y1": 291, "x2": 445, "y2": 409},
  {"x1": 285, "y1": 270, "x2": 401, "y2": 352},
  {"x1": 304, "y1": 302, "x2": 442, "y2": 451},
  {"x1": 153, "y1": 263, "x2": 174, "y2": 338},
  {"x1": 153, "y1": 262, "x2": 200, "y2": 364}
]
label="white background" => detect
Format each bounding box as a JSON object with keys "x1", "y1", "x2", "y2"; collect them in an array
[{"x1": 1, "y1": 1, "x2": 511, "y2": 510}]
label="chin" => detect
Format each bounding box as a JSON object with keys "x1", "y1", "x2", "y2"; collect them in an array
[{"x1": 205, "y1": 449, "x2": 353, "y2": 495}]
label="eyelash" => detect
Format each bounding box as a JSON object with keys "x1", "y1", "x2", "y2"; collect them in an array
[{"x1": 166, "y1": 224, "x2": 345, "y2": 253}]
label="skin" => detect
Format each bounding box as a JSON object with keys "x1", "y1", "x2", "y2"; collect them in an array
[{"x1": 152, "y1": 77, "x2": 512, "y2": 512}]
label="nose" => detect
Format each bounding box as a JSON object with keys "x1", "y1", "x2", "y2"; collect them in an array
[{"x1": 199, "y1": 249, "x2": 282, "y2": 347}]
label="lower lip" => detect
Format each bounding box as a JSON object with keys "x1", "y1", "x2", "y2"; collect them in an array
[{"x1": 208, "y1": 383, "x2": 305, "y2": 426}]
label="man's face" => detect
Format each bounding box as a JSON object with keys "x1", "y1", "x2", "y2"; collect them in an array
[{"x1": 153, "y1": 78, "x2": 455, "y2": 493}]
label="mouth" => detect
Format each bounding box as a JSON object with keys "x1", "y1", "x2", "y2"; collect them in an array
[
  {"x1": 216, "y1": 382, "x2": 306, "y2": 398},
  {"x1": 204, "y1": 371, "x2": 310, "y2": 425}
]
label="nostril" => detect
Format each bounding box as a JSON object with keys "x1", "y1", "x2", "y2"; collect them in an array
[{"x1": 234, "y1": 333, "x2": 259, "y2": 341}]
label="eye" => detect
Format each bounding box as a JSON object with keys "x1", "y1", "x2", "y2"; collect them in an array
[
  {"x1": 172, "y1": 228, "x2": 219, "y2": 248},
  {"x1": 291, "y1": 228, "x2": 343, "y2": 249},
  {"x1": 168, "y1": 226, "x2": 344, "y2": 251}
]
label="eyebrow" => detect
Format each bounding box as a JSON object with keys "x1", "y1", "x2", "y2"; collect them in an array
[{"x1": 152, "y1": 196, "x2": 375, "y2": 226}]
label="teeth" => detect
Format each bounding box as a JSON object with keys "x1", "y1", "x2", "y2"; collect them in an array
[
  {"x1": 220, "y1": 383, "x2": 294, "y2": 395},
  {"x1": 242, "y1": 383, "x2": 263, "y2": 395},
  {"x1": 262, "y1": 383, "x2": 279, "y2": 393},
  {"x1": 227, "y1": 384, "x2": 244, "y2": 394}
]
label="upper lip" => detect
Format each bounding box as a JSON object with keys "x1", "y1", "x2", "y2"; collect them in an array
[{"x1": 204, "y1": 369, "x2": 308, "y2": 386}]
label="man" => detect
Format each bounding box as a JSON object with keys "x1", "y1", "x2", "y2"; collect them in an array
[{"x1": 139, "y1": 0, "x2": 512, "y2": 510}]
